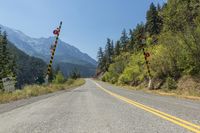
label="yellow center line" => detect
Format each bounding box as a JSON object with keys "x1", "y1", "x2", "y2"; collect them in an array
[{"x1": 92, "y1": 81, "x2": 200, "y2": 133}]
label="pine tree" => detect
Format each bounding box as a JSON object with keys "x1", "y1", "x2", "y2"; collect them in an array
[
  {"x1": 0, "y1": 31, "x2": 16, "y2": 90},
  {"x1": 132, "y1": 23, "x2": 146, "y2": 50},
  {"x1": 110, "y1": 40, "x2": 114, "y2": 56},
  {"x1": 128, "y1": 29, "x2": 135, "y2": 51},
  {"x1": 0, "y1": 29, "x2": 3, "y2": 90},
  {"x1": 157, "y1": 3, "x2": 161, "y2": 12},
  {"x1": 104, "y1": 38, "x2": 114, "y2": 71},
  {"x1": 97, "y1": 47, "x2": 105, "y2": 71},
  {"x1": 114, "y1": 41, "x2": 121, "y2": 56},
  {"x1": 10, "y1": 56, "x2": 17, "y2": 86},
  {"x1": 146, "y1": 3, "x2": 161, "y2": 35},
  {"x1": 2, "y1": 32, "x2": 10, "y2": 77},
  {"x1": 120, "y1": 29, "x2": 129, "y2": 51}
]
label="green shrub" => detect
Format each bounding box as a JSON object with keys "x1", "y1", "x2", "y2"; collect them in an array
[
  {"x1": 166, "y1": 77, "x2": 177, "y2": 90},
  {"x1": 52, "y1": 71, "x2": 65, "y2": 84},
  {"x1": 102, "y1": 72, "x2": 110, "y2": 82},
  {"x1": 118, "y1": 52, "x2": 145, "y2": 85},
  {"x1": 101, "y1": 52, "x2": 131, "y2": 83},
  {"x1": 118, "y1": 67, "x2": 134, "y2": 84},
  {"x1": 101, "y1": 75, "x2": 106, "y2": 82}
]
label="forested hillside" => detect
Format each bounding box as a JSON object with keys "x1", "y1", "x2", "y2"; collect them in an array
[
  {"x1": 8, "y1": 42, "x2": 47, "y2": 88},
  {"x1": 97, "y1": 0, "x2": 200, "y2": 95},
  {"x1": 0, "y1": 31, "x2": 47, "y2": 89},
  {"x1": 59, "y1": 62, "x2": 96, "y2": 78}
]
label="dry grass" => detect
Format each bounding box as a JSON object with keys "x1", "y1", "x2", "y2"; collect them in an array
[
  {"x1": 97, "y1": 76, "x2": 200, "y2": 100},
  {"x1": 119, "y1": 76, "x2": 200, "y2": 100},
  {"x1": 0, "y1": 79, "x2": 85, "y2": 104}
]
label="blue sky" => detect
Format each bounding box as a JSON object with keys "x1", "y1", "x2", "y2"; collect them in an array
[{"x1": 0, "y1": 0, "x2": 166, "y2": 60}]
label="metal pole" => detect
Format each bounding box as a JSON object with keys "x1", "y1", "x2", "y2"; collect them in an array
[
  {"x1": 142, "y1": 48, "x2": 152, "y2": 78},
  {"x1": 141, "y1": 38, "x2": 153, "y2": 89},
  {"x1": 45, "y1": 21, "x2": 62, "y2": 84}
]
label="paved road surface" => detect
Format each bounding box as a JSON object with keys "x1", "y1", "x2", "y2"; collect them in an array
[{"x1": 0, "y1": 79, "x2": 199, "y2": 133}]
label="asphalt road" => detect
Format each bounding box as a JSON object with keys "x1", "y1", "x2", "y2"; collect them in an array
[{"x1": 0, "y1": 79, "x2": 199, "y2": 133}]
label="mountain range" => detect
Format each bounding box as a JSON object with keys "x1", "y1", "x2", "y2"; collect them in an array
[{"x1": 0, "y1": 24, "x2": 97, "y2": 77}]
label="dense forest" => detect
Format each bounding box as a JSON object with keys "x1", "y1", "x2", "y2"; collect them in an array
[
  {"x1": 96, "y1": 0, "x2": 200, "y2": 92},
  {"x1": 0, "y1": 30, "x2": 47, "y2": 90}
]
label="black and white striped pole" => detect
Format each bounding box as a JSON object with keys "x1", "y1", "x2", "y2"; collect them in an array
[
  {"x1": 45, "y1": 21, "x2": 62, "y2": 84},
  {"x1": 141, "y1": 37, "x2": 153, "y2": 89}
]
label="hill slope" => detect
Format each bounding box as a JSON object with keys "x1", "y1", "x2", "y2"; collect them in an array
[{"x1": 7, "y1": 41, "x2": 47, "y2": 88}]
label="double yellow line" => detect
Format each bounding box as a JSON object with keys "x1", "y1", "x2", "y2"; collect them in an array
[{"x1": 93, "y1": 81, "x2": 200, "y2": 133}]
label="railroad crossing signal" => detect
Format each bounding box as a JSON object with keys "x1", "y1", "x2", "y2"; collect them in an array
[
  {"x1": 141, "y1": 39, "x2": 151, "y2": 76},
  {"x1": 53, "y1": 28, "x2": 60, "y2": 35},
  {"x1": 140, "y1": 37, "x2": 153, "y2": 89},
  {"x1": 145, "y1": 52, "x2": 150, "y2": 58},
  {"x1": 142, "y1": 48, "x2": 152, "y2": 78},
  {"x1": 45, "y1": 21, "x2": 62, "y2": 84}
]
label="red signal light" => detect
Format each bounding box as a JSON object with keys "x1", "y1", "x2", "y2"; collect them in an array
[{"x1": 145, "y1": 52, "x2": 150, "y2": 58}]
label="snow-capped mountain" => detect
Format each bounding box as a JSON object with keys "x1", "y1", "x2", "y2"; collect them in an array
[{"x1": 0, "y1": 24, "x2": 97, "y2": 66}]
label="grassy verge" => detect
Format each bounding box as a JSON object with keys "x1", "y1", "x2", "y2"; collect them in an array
[
  {"x1": 145, "y1": 90, "x2": 200, "y2": 100},
  {"x1": 95, "y1": 78, "x2": 200, "y2": 100},
  {"x1": 0, "y1": 79, "x2": 85, "y2": 104},
  {"x1": 118, "y1": 84, "x2": 200, "y2": 100},
  {"x1": 110, "y1": 84, "x2": 200, "y2": 100}
]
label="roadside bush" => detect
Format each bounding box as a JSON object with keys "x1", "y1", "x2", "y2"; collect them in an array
[
  {"x1": 101, "y1": 65, "x2": 120, "y2": 84},
  {"x1": 52, "y1": 71, "x2": 65, "y2": 84},
  {"x1": 118, "y1": 52, "x2": 145, "y2": 85},
  {"x1": 101, "y1": 52, "x2": 130, "y2": 83},
  {"x1": 166, "y1": 77, "x2": 177, "y2": 90},
  {"x1": 101, "y1": 74, "x2": 106, "y2": 82},
  {"x1": 102, "y1": 72, "x2": 111, "y2": 82}
]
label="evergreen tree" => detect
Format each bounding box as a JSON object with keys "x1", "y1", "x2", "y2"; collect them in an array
[
  {"x1": 132, "y1": 23, "x2": 146, "y2": 50},
  {"x1": 146, "y1": 3, "x2": 161, "y2": 35},
  {"x1": 0, "y1": 31, "x2": 16, "y2": 90},
  {"x1": 114, "y1": 41, "x2": 121, "y2": 56},
  {"x1": 10, "y1": 56, "x2": 17, "y2": 86},
  {"x1": 0, "y1": 29, "x2": 3, "y2": 90},
  {"x1": 157, "y1": 3, "x2": 161, "y2": 12},
  {"x1": 163, "y1": 0, "x2": 200, "y2": 32},
  {"x1": 110, "y1": 40, "x2": 114, "y2": 56},
  {"x1": 97, "y1": 47, "x2": 105, "y2": 71},
  {"x1": 2, "y1": 32, "x2": 11, "y2": 77},
  {"x1": 128, "y1": 29, "x2": 135, "y2": 51},
  {"x1": 105, "y1": 38, "x2": 114, "y2": 71},
  {"x1": 120, "y1": 29, "x2": 129, "y2": 51}
]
